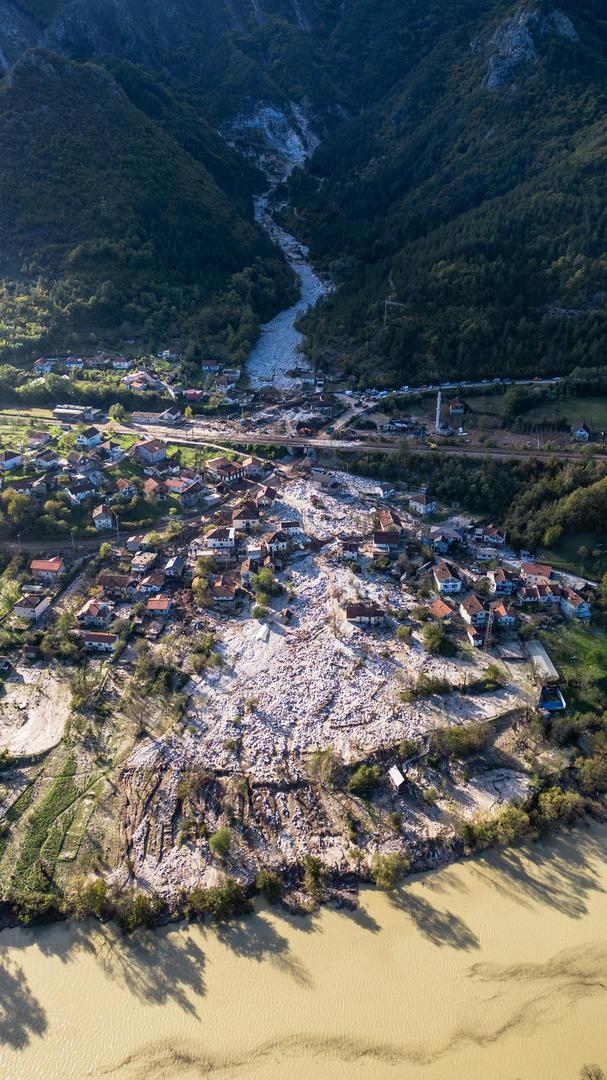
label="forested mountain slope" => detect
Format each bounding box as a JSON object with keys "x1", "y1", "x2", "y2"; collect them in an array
[
  {"x1": 284, "y1": 1, "x2": 607, "y2": 383},
  {"x1": 1, "y1": 0, "x2": 606, "y2": 372}
]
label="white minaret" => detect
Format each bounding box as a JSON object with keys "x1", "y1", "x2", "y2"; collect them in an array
[{"x1": 435, "y1": 390, "x2": 442, "y2": 434}]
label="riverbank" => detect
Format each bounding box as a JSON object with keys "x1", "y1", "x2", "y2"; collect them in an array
[{"x1": 2, "y1": 821, "x2": 607, "y2": 1079}]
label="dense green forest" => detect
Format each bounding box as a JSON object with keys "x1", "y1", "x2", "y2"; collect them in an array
[
  {"x1": 284, "y1": 0, "x2": 607, "y2": 384},
  {"x1": 346, "y1": 447, "x2": 607, "y2": 553},
  {"x1": 0, "y1": 47, "x2": 295, "y2": 362},
  {"x1": 2, "y1": 0, "x2": 607, "y2": 376}
]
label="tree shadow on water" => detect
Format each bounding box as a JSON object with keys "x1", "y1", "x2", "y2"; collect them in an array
[
  {"x1": 211, "y1": 914, "x2": 314, "y2": 989},
  {"x1": 388, "y1": 889, "x2": 480, "y2": 951},
  {"x1": 0, "y1": 957, "x2": 47, "y2": 1048},
  {"x1": 92, "y1": 925, "x2": 207, "y2": 1013},
  {"x1": 470, "y1": 825, "x2": 607, "y2": 920}
]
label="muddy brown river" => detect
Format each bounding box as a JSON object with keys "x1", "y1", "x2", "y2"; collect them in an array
[{"x1": 1, "y1": 823, "x2": 607, "y2": 1079}]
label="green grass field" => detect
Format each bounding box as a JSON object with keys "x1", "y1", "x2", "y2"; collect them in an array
[
  {"x1": 542, "y1": 533, "x2": 607, "y2": 578},
  {"x1": 541, "y1": 624, "x2": 607, "y2": 710}
]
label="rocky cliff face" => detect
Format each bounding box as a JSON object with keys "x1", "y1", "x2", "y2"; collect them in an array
[{"x1": 479, "y1": 7, "x2": 579, "y2": 89}]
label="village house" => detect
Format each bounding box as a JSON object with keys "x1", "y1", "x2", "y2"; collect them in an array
[
  {"x1": 35, "y1": 448, "x2": 61, "y2": 470},
  {"x1": 77, "y1": 426, "x2": 102, "y2": 449},
  {"x1": 28, "y1": 429, "x2": 53, "y2": 449},
  {"x1": 232, "y1": 503, "x2": 260, "y2": 530},
  {"x1": 253, "y1": 484, "x2": 277, "y2": 507},
  {"x1": 163, "y1": 476, "x2": 197, "y2": 502},
  {"x1": 493, "y1": 600, "x2": 516, "y2": 627},
  {"x1": 372, "y1": 530, "x2": 400, "y2": 555},
  {"x1": 66, "y1": 478, "x2": 96, "y2": 504},
  {"x1": 205, "y1": 456, "x2": 241, "y2": 486},
  {"x1": 211, "y1": 575, "x2": 241, "y2": 604},
  {"x1": 138, "y1": 571, "x2": 165, "y2": 596},
  {"x1": 536, "y1": 581, "x2": 561, "y2": 606},
  {"x1": 345, "y1": 603, "x2": 385, "y2": 627},
  {"x1": 572, "y1": 421, "x2": 591, "y2": 443},
  {"x1": 83, "y1": 631, "x2": 117, "y2": 654},
  {"x1": 517, "y1": 585, "x2": 541, "y2": 606},
  {"x1": 164, "y1": 555, "x2": 186, "y2": 578},
  {"x1": 111, "y1": 356, "x2": 132, "y2": 371},
  {"x1": 98, "y1": 440, "x2": 124, "y2": 464},
  {"x1": 487, "y1": 568, "x2": 517, "y2": 596},
  {"x1": 64, "y1": 356, "x2": 84, "y2": 372},
  {"x1": 378, "y1": 508, "x2": 403, "y2": 533},
  {"x1": 280, "y1": 519, "x2": 300, "y2": 535},
  {"x1": 4, "y1": 478, "x2": 34, "y2": 496},
  {"x1": 467, "y1": 626, "x2": 483, "y2": 648},
  {"x1": 263, "y1": 530, "x2": 289, "y2": 555},
  {"x1": 14, "y1": 594, "x2": 51, "y2": 621},
  {"x1": 0, "y1": 448, "x2": 22, "y2": 471},
  {"x1": 449, "y1": 397, "x2": 466, "y2": 417},
  {"x1": 97, "y1": 572, "x2": 136, "y2": 598},
  {"x1": 428, "y1": 597, "x2": 453, "y2": 622},
  {"x1": 475, "y1": 524, "x2": 506, "y2": 546},
  {"x1": 204, "y1": 527, "x2": 236, "y2": 551},
  {"x1": 125, "y1": 534, "x2": 146, "y2": 553},
  {"x1": 560, "y1": 588, "x2": 592, "y2": 620},
  {"x1": 433, "y1": 561, "x2": 462, "y2": 594},
  {"x1": 92, "y1": 505, "x2": 115, "y2": 531},
  {"x1": 521, "y1": 562, "x2": 553, "y2": 585},
  {"x1": 409, "y1": 492, "x2": 437, "y2": 516},
  {"x1": 240, "y1": 455, "x2": 265, "y2": 478},
  {"x1": 30, "y1": 556, "x2": 64, "y2": 582},
  {"x1": 136, "y1": 439, "x2": 167, "y2": 466},
  {"x1": 158, "y1": 406, "x2": 182, "y2": 425},
  {"x1": 131, "y1": 551, "x2": 158, "y2": 576},
  {"x1": 114, "y1": 478, "x2": 138, "y2": 501},
  {"x1": 76, "y1": 599, "x2": 112, "y2": 629},
  {"x1": 426, "y1": 527, "x2": 458, "y2": 555},
  {"x1": 34, "y1": 357, "x2": 55, "y2": 375},
  {"x1": 142, "y1": 477, "x2": 162, "y2": 501},
  {"x1": 459, "y1": 595, "x2": 488, "y2": 627},
  {"x1": 200, "y1": 359, "x2": 221, "y2": 373},
  {"x1": 145, "y1": 595, "x2": 173, "y2": 618},
  {"x1": 340, "y1": 539, "x2": 360, "y2": 560}
]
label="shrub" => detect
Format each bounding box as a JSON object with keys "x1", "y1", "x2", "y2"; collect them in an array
[
  {"x1": 396, "y1": 625, "x2": 412, "y2": 643},
  {"x1": 348, "y1": 763, "x2": 382, "y2": 797},
  {"x1": 429, "y1": 722, "x2": 488, "y2": 760},
  {"x1": 209, "y1": 827, "x2": 232, "y2": 858},
  {"x1": 535, "y1": 787, "x2": 584, "y2": 826}
]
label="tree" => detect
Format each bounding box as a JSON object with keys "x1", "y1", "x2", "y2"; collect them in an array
[
  {"x1": 302, "y1": 854, "x2": 328, "y2": 902},
  {"x1": 108, "y1": 403, "x2": 127, "y2": 421},
  {"x1": 421, "y1": 622, "x2": 455, "y2": 657},
  {"x1": 256, "y1": 869, "x2": 284, "y2": 904},
  {"x1": 189, "y1": 876, "x2": 251, "y2": 920},
  {"x1": 371, "y1": 852, "x2": 409, "y2": 891},
  {"x1": 184, "y1": 405, "x2": 193, "y2": 420},
  {"x1": 63, "y1": 877, "x2": 107, "y2": 919},
  {"x1": 580, "y1": 1067, "x2": 605, "y2": 1080},
  {"x1": 209, "y1": 826, "x2": 232, "y2": 858}
]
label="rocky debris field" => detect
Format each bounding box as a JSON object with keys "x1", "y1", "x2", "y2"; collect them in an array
[{"x1": 116, "y1": 477, "x2": 534, "y2": 903}]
